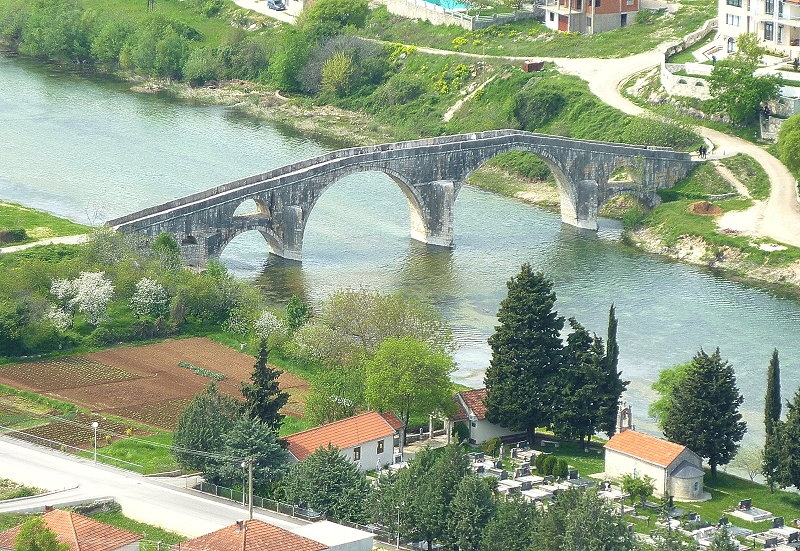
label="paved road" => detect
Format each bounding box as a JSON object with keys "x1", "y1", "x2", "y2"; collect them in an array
[{"x1": 0, "y1": 436, "x2": 306, "y2": 538}]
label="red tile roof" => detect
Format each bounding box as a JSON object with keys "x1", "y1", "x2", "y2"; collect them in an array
[
  {"x1": 284, "y1": 411, "x2": 399, "y2": 461},
  {"x1": 457, "y1": 388, "x2": 489, "y2": 420},
  {"x1": 0, "y1": 509, "x2": 142, "y2": 551},
  {"x1": 379, "y1": 411, "x2": 405, "y2": 431},
  {"x1": 604, "y1": 430, "x2": 687, "y2": 467},
  {"x1": 171, "y1": 520, "x2": 327, "y2": 551}
]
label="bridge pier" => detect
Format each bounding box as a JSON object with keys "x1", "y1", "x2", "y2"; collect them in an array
[
  {"x1": 410, "y1": 181, "x2": 456, "y2": 248},
  {"x1": 561, "y1": 179, "x2": 599, "y2": 231},
  {"x1": 270, "y1": 205, "x2": 304, "y2": 261}
]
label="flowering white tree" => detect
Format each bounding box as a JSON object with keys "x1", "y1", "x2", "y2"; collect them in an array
[
  {"x1": 47, "y1": 305, "x2": 73, "y2": 331},
  {"x1": 130, "y1": 277, "x2": 169, "y2": 319},
  {"x1": 49, "y1": 272, "x2": 115, "y2": 327},
  {"x1": 254, "y1": 311, "x2": 287, "y2": 346}
]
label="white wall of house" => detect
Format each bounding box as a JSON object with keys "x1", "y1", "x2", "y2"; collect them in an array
[
  {"x1": 342, "y1": 436, "x2": 394, "y2": 471},
  {"x1": 470, "y1": 419, "x2": 517, "y2": 445},
  {"x1": 604, "y1": 449, "x2": 669, "y2": 497}
]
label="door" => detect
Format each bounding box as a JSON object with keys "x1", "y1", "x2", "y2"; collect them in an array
[
  {"x1": 620, "y1": 13, "x2": 628, "y2": 26},
  {"x1": 559, "y1": 14, "x2": 569, "y2": 31}
]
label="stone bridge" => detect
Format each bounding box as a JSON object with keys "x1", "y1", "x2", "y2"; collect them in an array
[{"x1": 107, "y1": 129, "x2": 693, "y2": 266}]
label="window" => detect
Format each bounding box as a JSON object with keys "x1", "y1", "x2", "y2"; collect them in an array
[
  {"x1": 765, "y1": 0, "x2": 774, "y2": 15},
  {"x1": 594, "y1": 0, "x2": 601, "y2": 5},
  {"x1": 779, "y1": 24, "x2": 784, "y2": 43},
  {"x1": 726, "y1": 13, "x2": 740, "y2": 25},
  {"x1": 575, "y1": 0, "x2": 582, "y2": 9},
  {"x1": 726, "y1": 0, "x2": 742, "y2": 6},
  {"x1": 765, "y1": 21, "x2": 774, "y2": 40},
  {"x1": 626, "y1": 0, "x2": 634, "y2": 4},
  {"x1": 550, "y1": 11, "x2": 555, "y2": 21},
  {"x1": 587, "y1": 16, "x2": 592, "y2": 26},
  {"x1": 693, "y1": 481, "x2": 699, "y2": 491},
  {"x1": 377, "y1": 440, "x2": 384, "y2": 454},
  {"x1": 353, "y1": 446, "x2": 361, "y2": 461}
]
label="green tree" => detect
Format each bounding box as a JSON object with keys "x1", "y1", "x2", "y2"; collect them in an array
[
  {"x1": 533, "y1": 488, "x2": 633, "y2": 551},
  {"x1": 19, "y1": 0, "x2": 90, "y2": 62},
  {"x1": 763, "y1": 427, "x2": 783, "y2": 492},
  {"x1": 268, "y1": 27, "x2": 310, "y2": 93},
  {"x1": 407, "y1": 444, "x2": 470, "y2": 550},
  {"x1": 620, "y1": 473, "x2": 656, "y2": 505},
  {"x1": 553, "y1": 318, "x2": 605, "y2": 445},
  {"x1": 775, "y1": 387, "x2": 800, "y2": 489},
  {"x1": 241, "y1": 339, "x2": 289, "y2": 432},
  {"x1": 304, "y1": 363, "x2": 364, "y2": 425},
  {"x1": 182, "y1": 46, "x2": 222, "y2": 86},
  {"x1": 285, "y1": 295, "x2": 312, "y2": 333},
  {"x1": 707, "y1": 33, "x2": 782, "y2": 125},
  {"x1": 777, "y1": 112, "x2": 800, "y2": 172},
  {"x1": 91, "y1": 19, "x2": 135, "y2": 65},
  {"x1": 662, "y1": 348, "x2": 746, "y2": 478},
  {"x1": 484, "y1": 264, "x2": 564, "y2": 441},
  {"x1": 282, "y1": 444, "x2": 371, "y2": 523},
  {"x1": 649, "y1": 361, "x2": 691, "y2": 431},
  {"x1": 765, "y1": 348, "x2": 781, "y2": 436},
  {"x1": 298, "y1": 0, "x2": 369, "y2": 43},
  {"x1": 599, "y1": 304, "x2": 628, "y2": 436},
  {"x1": 448, "y1": 474, "x2": 496, "y2": 551},
  {"x1": 320, "y1": 51, "x2": 355, "y2": 97},
  {"x1": 482, "y1": 496, "x2": 539, "y2": 551},
  {"x1": 14, "y1": 516, "x2": 68, "y2": 551},
  {"x1": 364, "y1": 336, "x2": 455, "y2": 430},
  {"x1": 154, "y1": 28, "x2": 189, "y2": 80},
  {"x1": 706, "y1": 526, "x2": 739, "y2": 551},
  {"x1": 171, "y1": 382, "x2": 242, "y2": 473},
  {"x1": 646, "y1": 527, "x2": 699, "y2": 551},
  {"x1": 202, "y1": 415, "x2": 289, "y2": 491}
]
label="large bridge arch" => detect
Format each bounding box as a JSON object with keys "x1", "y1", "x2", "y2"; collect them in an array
[{"x1": 108, "y1": 130, "x2": 693, "y2": 267}]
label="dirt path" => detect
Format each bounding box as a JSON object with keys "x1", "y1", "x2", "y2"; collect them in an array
[{"x1": 0, "y1": 234, "x2": 90, "y2": 255}]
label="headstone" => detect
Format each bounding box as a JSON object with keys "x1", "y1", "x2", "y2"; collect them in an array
[
  {"x1": 738, "y1": 498, "x2": 752, "y2": 510},
  {"x1": 764, "y1": 536, "x2": 778, "y2": 548},
  {"x1": 718, "y1": 516, "x2": 728, "y2": 526},
  {"x1": 475, "y1": 452, "x2": 484, "y2": 461},
  {"x1": 494, "y1": 460, "x2": 503, "y2": 469},
  {"x1": 521, "y1": 480, "x2": 532, "y2": 491},
  {"x1": 568, "y1": 469, "x2": 579, "y2": 480},
  {"x1": 476, "y1": 465, "x2": 485, "y2": 474},
  {"x1": 773, "y1": 517, "x2": 784, "y2": 528}
]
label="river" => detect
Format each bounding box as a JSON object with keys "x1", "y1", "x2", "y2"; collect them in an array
[{"x1": 2, "y1": 55, "x2": 798, "y2": 452}]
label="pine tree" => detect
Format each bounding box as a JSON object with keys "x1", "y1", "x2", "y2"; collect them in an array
[
  {"x1": 553, "y1": 319, "x2": 604, "y2": 446},
  {"x1": 662, "y1": 348, "x2": 746, "y2": 479},
  {"x1": 765, "y1": 348, "x2": 781, "y2": 436},
  {"x1": 598, "y1": 304, "x2": 628, "y2": 437},
  {"x1": 449, "y1": 474, "x2": 496, "y2": 551},
  {"x1": 172, "y1": 382, "x2": 242, "y2": 474},
  {"x1": 484, "y1": 264, "x2": 564, "y2": 440},
  {"x1": 241, "y1": 339, "x2": 289, "y2": 432}
]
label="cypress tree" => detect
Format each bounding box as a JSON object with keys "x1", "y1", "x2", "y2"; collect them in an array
[
  {"x1": 241, "y1": 338, "x2": 289, "y2": 432},
  {"x1": 484, "y1": 264, "x2": 564, "y2": 441},
  {"x1": 776, "y1": 388, "x2": 800, "y2": 490},
  {"x1": 598, "y1": 303, "x2": 628, "y2": 437},
  {"x1": 765, "y1": 348, "x2": 781, "y2": 436}
]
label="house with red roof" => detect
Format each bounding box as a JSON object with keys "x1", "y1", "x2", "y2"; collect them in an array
[
  {"x1": 170, "y1": 519, "x2": 327, "y2": 551},
  {"x1": 604, "y1": 428, "x2": 706, "y2": 501},
  {"x1": 283, "y1": 411, "x2": 404, "y2": 470},
  {"x1": 452, "y1": 388, "x2": 519, "y2": 445},
  {"x1": 0, "y1": 508, "x2": 142, "y2": 551}
]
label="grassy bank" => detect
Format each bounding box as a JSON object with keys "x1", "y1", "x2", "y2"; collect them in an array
[{"x1": 0, "y1": 202, "x2": 90, "y2": 247}]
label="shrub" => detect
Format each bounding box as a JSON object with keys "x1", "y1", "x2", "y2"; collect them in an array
[
  {"x1": 482, "y1": 437, "x2": 500, "y2": 456},
  {"x1": 452, "y1": 421, "x2": 470, "y2": 442},
  {"x1": 542, "y1": 455, "x2": 558, "y2": 476},
  {"x1": 554, "y1": 457, "x2": 569, "y2": 478},
  {"x1": 534, "y1": 452, "x2": 547, "y2": 472},
  {"x1": 0, "y1": 228, "x2": 27, "y2": 244}
]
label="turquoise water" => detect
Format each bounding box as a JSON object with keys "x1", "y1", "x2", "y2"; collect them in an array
[{"x1": 424, "y1": 0, "x2": 469, "y2": 10}]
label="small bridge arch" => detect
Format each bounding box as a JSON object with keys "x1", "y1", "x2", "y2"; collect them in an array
[{"x1": 107, "y1": 130, "x2": 693, "y2": 266}]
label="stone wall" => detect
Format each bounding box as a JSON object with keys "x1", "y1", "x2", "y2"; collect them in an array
[
  {"x1": 661, "y1": 63, "x2": 712, "y2": 100},
  {"x1": 660, "y1": 17, "x2": 718, "y2": 59}
]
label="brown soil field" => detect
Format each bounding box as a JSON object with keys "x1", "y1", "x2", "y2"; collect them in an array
[{"x1": 0, "y1": 337, "x2": 309, "y2": 431}]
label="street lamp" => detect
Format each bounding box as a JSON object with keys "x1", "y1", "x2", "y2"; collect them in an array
[
  {"x1": 241, "y1": 458, "x2": 253, "y2": 520},
  {"x1": 91, "y1": 422, "x2": 98, "y2": 462},
  {"x1": 396, "y1": 504, "x2": 401, "y2": 550}
]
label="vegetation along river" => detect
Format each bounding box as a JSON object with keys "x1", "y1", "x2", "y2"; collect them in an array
[{"x1": 1, "y1": 55, "x2": 798, "y2": 452}]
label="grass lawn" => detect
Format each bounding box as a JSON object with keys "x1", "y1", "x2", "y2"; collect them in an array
[
  {"x1": 675, "y1": 471, "x2": 800, "y2": 532},
  {"x1": 0, "y1": 202, "x2": 91, "y2": 246},
  {"x1": 720, "y1": 154, "x2": 771, "y2": 200},
  {"x1": 98, "y1": 432, "x2": 178, "y2": 475}
]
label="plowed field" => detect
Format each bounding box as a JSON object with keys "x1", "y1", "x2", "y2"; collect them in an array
[{"x1": 0, "y1": 338, "x2": 309, "y2": 431}]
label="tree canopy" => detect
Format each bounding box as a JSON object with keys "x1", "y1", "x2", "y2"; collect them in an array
[
  {"x1": 484, "y1": 264, "x2": 565, "y2": 439},
  {"x1": 241, "y1": 338, "x2": 289, "y2": 432},
  {"x1": 281, "y1": 444, "x2": 371, "y2": 523},
  {"x1": 14, "y1": 517, "x2": 68, "y2": 551},
  {"x1": 661, "y1": 348, "x2": 746, "y2": 478},
  {"x1": 707, "y1": 33, "x2": 782, "y2": 125},
  {"x1": 364, "y1": 336, "x2": 456, "y2": 429}
]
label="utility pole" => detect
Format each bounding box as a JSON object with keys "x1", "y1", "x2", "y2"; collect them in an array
[{"x1": 246, "y1": 458, "x2": 254, "y2": 520}]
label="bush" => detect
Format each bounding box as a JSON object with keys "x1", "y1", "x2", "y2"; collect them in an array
[
  {"x1": 482, "y1": 437, "x2": 500, "y2": 456},
  {"x1": 554, "y1": 457, "x2": 569, "y2": 478},
  {"x1": 542, "y1": 455, "x2": 558, "y2": 476},
  {"x1": 534, "y1": 452, "x2": 547, "y2": 473},
  {"x1": 0, "y1": 228, "x2": 27, "y2": 244},
  {"x1": 452, "y1": 421, "x2": 470, "y2": 442}
]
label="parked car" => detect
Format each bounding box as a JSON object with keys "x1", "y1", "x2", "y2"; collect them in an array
[{"x1": 268, "y1": 0, "x2": 286, "y2": 10}]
